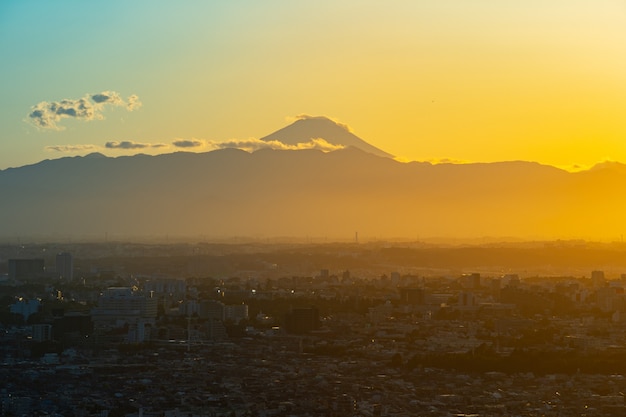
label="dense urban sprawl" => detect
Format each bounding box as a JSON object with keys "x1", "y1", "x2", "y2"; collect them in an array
[{"x1": 3, "y1": 241, "x2": 626, "y2": 416}]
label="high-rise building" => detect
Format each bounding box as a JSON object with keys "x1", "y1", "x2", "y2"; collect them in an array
[
  {"x1": 32, "y1": 324, "x2": 53, "y2": 342},
  {"x1": 458, "y1": 291, "x2": 476, "y2": 307},
  {"x1": 491, "y1": 278, "x2": 502, "y2": 300},
  {"x1": 225, "y1": 304, "x2": 249, "y2": 324},
  {"x1": 91, "y1": 287, "x2": 157, "y2": 342},
  {"x1": 55, "y1": 252, "x2": 73, "y2": 281},
  {"x1": 398, "y1": 288, "x2": 427, "y2": 305},
  {"x1": 198, "y1": 300, "x2": 225, "y2": 321},
  {"x1": 92, "y1": 287, "x2": 158, "y2": 319},
  {"x1": 143, "y1": 277, "x2": 187, "y2": 298},
  {"x1": 462, "y1": 273, "x2": 481, "y2": 289},
  {"x1": 592, "y1": 270, "x2": 606, "y2": 288},
  {"x1": 8, "y1": 259, "x2": 44, "y2": 280}
]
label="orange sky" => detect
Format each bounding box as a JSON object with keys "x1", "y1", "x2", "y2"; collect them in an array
[{"x1": 1, "y1": 1, "x2": 626, "y2": 171}]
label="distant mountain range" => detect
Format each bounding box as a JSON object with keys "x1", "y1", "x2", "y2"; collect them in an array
[{"x1": 2, "y1": 117, "x2": 626, "y2": 241}]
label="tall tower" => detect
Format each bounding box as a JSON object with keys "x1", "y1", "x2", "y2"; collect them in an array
[
  {"x1": 56, "y1": 252, "x2": 74, "y2": 281},
  {"x1": 591, "y1": 270, "x2": 605, "y2": 288}
]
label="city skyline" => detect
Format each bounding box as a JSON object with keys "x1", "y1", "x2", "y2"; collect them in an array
[{"x1": 1, "y1": 1, "x2": 625, "y2": 171}]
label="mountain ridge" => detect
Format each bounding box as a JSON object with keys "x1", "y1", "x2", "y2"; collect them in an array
[
  {"x1": 2, "y1": 116, "x2": 625, "y2": 241},
  {"x1": 1, "y1": 146, "x2": 625, "y2": 241}
]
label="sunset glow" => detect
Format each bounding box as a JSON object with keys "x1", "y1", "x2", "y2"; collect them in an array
[{"x1": 1, "y1": 1, "x2": 625, "y2": 171}]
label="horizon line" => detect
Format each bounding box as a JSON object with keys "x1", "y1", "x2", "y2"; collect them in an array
[{"x1": 1, "y1": 147, "x2": 621, "y2": 173}]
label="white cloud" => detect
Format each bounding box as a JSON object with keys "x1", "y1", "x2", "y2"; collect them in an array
[
  {"x1": 45, "y1": 144, "x2": 99, "y2": 152},
  {"x1": 426, "y1": 157, "x2": 472, "y2": 165},
  {"x1": 105, "y1": 140, "x2": 165, "y2": 150},
  {"x1": 44, "y1": 136, "x2": 345, "y2": 156},
  {"x1": 172, "y1": 138, "x2": 205, "y2": 148},
  {"x1": 91, "y1": 91, "x2": 124, "y2": 106},
  {"x1": 126, "y1": 94, "x2": 142, "y2": 111},
  {"x1": 27, "y1": 91, "x2": 141, "y2": 130},
  {"x1": 200, "y1": 137, "x2": 344, "y2": 153}
]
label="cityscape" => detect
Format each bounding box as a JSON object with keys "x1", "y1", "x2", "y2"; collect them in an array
[{"x1": 3, "y1": 241, "x2": 626, "y2": 416}]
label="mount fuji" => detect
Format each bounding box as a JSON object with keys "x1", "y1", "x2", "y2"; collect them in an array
[{"x1": 260, "y1": 115, "x2": 393, "y2": 159}]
